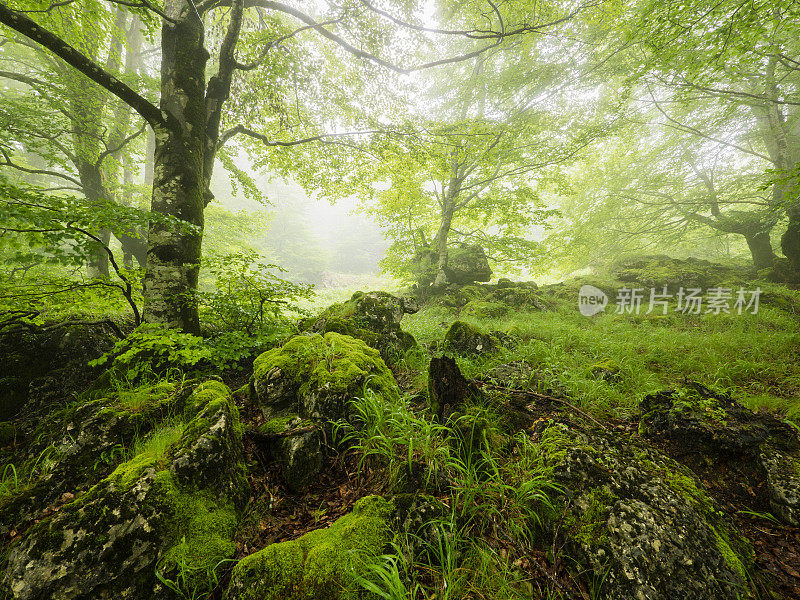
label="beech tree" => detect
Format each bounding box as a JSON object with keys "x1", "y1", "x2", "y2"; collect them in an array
[{"x1": 629, "y1": 0, "x2": 800, "y2": 279}]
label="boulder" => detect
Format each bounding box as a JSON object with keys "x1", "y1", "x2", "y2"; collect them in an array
[
  {"x1": 258, "y1": 416, "x2": 324, "y2": 492},
  {"x1": 251, "y1": 332, "x2": 400, "y2": 423},
  {"x1": 225, "y1": 495, "x2": 394, "y2": 600},
  {"x1": 611, "y1": 255, "x2": 751, "y2": 290},
  {"x1": 443, "y1": 321, "x2": 512, "y2": 355},
  {"x1": 412, "y1": 244, "x2": 492, "y2": 287},
  {"x1": 0, "y1": 322, "x2": 120, "y2": 420},
  {"x1": 640, "y1": 383, "x2": 800, "y2": 526},
  {"x1": 299, "y1": 291, "x2": 419, "y2": 365},
  {"x1": 0, "y1": 380, "x2": 186, "y2": 538},
  {"x1": 536, "y1": 422, "x2": 755, "y2": 600},
  {"x1": 2, "y1": 380, "x2": 247, "y2": 600}
]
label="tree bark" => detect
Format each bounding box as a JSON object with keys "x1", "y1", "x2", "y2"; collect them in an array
[{"x1": 142, "y1": 1, "x2": 209, "y2": 333}]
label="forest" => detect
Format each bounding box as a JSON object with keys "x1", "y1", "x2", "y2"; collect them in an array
[{"x1": 0, "y1": 0, "x2": 799, "y2": 598}]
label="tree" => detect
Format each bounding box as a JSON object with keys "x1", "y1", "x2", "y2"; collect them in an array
[
  {"x1": 262, "y1": 1, "x2": 617, "y2": 286},
  {"x1": 0, "y1": 0, "x2": 550, "y2": 331},
  {"x1": 628, "y1": 0, "x2": 800, "y2": 278},
  {"x1": 0, "y1": 7, "x2": 151, "y2": 276}
]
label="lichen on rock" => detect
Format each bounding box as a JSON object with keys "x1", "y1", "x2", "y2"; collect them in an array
[
  {"x1": 2, "y1": 380, "x2": 247, "y2": 600},
  {"x1": 534, "y1": 423, "x2": 756, "y2": 600},
  {"x1": 640, "y1": 383, "x2": 800, "y2": 526}
]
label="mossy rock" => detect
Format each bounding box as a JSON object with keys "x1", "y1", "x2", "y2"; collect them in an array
[
  {"x1": 640, "y1": 384, "x2": 800, "y2": 526},
  {"x1": 226, "y1": 495, "x2": 394, "y2": 600},
  {"x1": 0, "y1": 421, "x2": 17, "y2": 446},
  {"x1": 2, "y1": 380, "x2": 247, "y2": 600},
  {"x1": 411, "y1": 244, "x2": 492, "y2": 288},
  {"x1": 611, "y1": 255, "x2": 753, "y2": 291},
  {"x1": 535, "y1": 423, "x2": 755, "y2": 600},
  {"x1": 588, "y1": 359, "x2": 621, "y2": 383},
  {"x1": 299, "y1": 291, "x2": 419, "y2": 365},
  {"x1": 0, "y1": 380, "x2": 193, "y2": 538},
  {"x1": 252, "y1": 332, "x2": 400, "y2": 422},
  {"x1": 443, "y1": 321, "x2": 506, "y2": 355},
  {"x1": 259, "y1": 416, "x2": 324, "y2": 491},
  {"x1": 0, "y1": 321, "x2": 120, "y2": 420},
  {"x1": 486, "y1": 286, "x2": 548, "y2": 310}
]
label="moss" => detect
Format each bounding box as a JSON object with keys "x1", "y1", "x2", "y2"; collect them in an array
[
  {"x1": 461, "y1": 300, "x2": 508, "y2": 320},
  {"x1": 670, "y1": 386, "x2": 729, "y2": 425},
  {"x1": 443, "y1": 321, "x2": 500, "y2": 355},
  {"x1": 228, "y1": 495, "x2": 394, "y2": 600},
  {"x1": 566, "y1": 485, "x2": 618, "y2": 548},
  {"x1": 253, "y1": 332, "x2": 399, "y2": 413},
  {"x1": 156, "y1": 469, "x2": 239, "y2": 585},
  {"x1": 711, "y1": 526, "x2": 748, "y2": 581},
  {"x1": 114, "y1": 381, "x2": 178, "y2": 413}
]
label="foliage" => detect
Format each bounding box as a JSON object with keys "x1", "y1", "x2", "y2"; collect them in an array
[{"x1": 199, "y1": 250, "x2": 311, "y2": 336}]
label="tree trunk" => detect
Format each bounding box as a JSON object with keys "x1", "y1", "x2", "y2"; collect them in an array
[
  {"x1": 433, "y1": 204, "x2": 454, "y2": 288},
  {"x1": 77, "y1": 162, "x2": 111, "y2": 278},
  {"x1": 781, "y1": 207, "x2": 800, "y2": 282},
  {"x1": 142, "y1": 3, "x2": 208, "y2": 333},
  {"x1": 744, "y1": 230, "x2": 776, "y2": 270}
]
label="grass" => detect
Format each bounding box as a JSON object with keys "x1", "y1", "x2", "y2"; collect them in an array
[
  {"x1": 402, "y1": 296, "x2": 800, "y2": 422},
  {"x1": 130, "y1": 422, "x2": 186, "y2": 462},
  {"x1": 340, "y1": 386, "x2": 568, "y2": 599}
]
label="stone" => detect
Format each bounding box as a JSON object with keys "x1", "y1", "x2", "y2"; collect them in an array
[
  {"x1": 536, "y1": 423, "x2": 755, "y2": 600},
  {"x1": 299, "y1": 291, "x2": 419, "y2": 365},
  {"x1": 640, "y1": 383, "x2": 800, "y2": 526},
  {"x1": 225, "y1": 495, "x2": 394, "y2": 600},
  {"x1": 443, "y1": 321, "x2": 511, "y2": 355},
  {"x1": 251, "y1": 332, "x2": 400, "y2": 423},
  {"x1": 2, "y1": 380, "x2": 247, "y2": 600}
]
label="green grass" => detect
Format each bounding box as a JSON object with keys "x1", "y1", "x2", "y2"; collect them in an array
[
  {"x1": 130, "y1": 422, "x2": 186, "y2": 462},
  {"x1": 402, "y1": 295, "x2": 800, "y2": 422}
]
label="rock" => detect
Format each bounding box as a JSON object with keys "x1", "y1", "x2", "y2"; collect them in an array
[
  {"x1": 259, "y1": 416, "x2": 324, "y2": 491},
  {"x1": 299, "y1": 291, "x2": 419, "y2": 365},
  {"x1": 412, "y1": 244, "x2": 492, "y2": 287},
  {"x1": 0, "y1": 380, "x2": 186, "y2": 538},
  {"x1": 391, "y1": 493, "x2": 451, "y2": 563},
  {"x1": 589, "y1": 359, "x2": 621, "y2": 383},
  {"x1": 225, "y1": 495, "x2": 394, "y2": 600},
  {"x1": 640, "y1": 383, "x2": 800, "y2": 526},
  {"x1": 446, "y1": 244, "x2": 493, "y2": 284},
  {"x1": 537, "y1": 423, "x2": 755, "y2": 600},
  {"x1": 487, "y1": 285, "x2": 547, "y2": 310},
  {"x1": 251, "y1": 332, "x2": 400, "y2": 423},
  {"x1": 611, "y1": 255, "x2": 752, "y2": 290},
  {"x1": 2, "y1": 380, "x2": 247, "y2": 600},
  {"x1": 0, "y1": 421, "x2": 16, "y2": 446},
  {"x1": 443, "y1": 321, "x2": 510, "y2": 355},
  {"x1": 0, "y1": 322, "x2": 120, "y2": 420},
  {"x1": 461, "y1": 299, "x2": 508, "y2": 319}
]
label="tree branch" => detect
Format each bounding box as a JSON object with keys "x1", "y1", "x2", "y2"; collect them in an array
[{"x1": 0, "y1": 2, "x2": 165, "y2": 127}]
